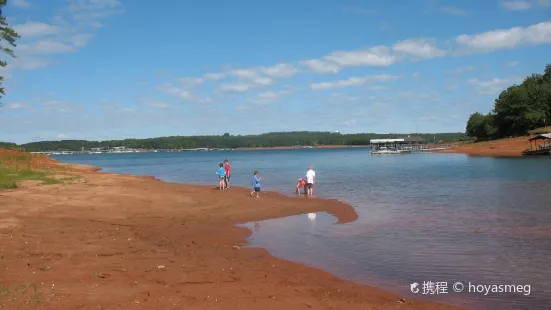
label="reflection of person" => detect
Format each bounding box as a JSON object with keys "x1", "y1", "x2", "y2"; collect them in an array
[
  {"x1": 249, "y1": 171, "x2": 262, "y2": 198},
  {"x1": 217, "y1": 163, "x2": 225, "y2": 190},
  {"x1": 296, "y1": 178, "x2": 307, "y2": 195},
  {"x1": 305, "y1": 166, "x2": 316, "y2": 197},
  {"x1": 223, "y1": 159, "x2": 231, "y2": 189}
]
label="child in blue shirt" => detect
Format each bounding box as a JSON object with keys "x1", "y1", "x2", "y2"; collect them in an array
[
  {"x1": 249, "y1": 170, "x2": 262, "y2": 198},
  {"x1": 217, "y1": 163, "x2": 225, "y2": 190}
]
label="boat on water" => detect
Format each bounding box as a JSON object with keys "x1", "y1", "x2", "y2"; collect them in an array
[{"x1": 370, "y1": 147, "x2": 411, "y2": 155}]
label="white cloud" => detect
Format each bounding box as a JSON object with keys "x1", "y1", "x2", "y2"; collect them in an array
[
  {"x1": 456, "y1": 21, "x2": 551, "y2": 52},
  {"x1": 325, "y1": 46, "x2": 396, "y2": 67},
  {"x1": 418, "y1": 116, "x2": 438, "y2": 121},
  {"x1": 299, "y1": 59, "x2": 340, "y2": 74},
  {"x1": 500, "y1": 1, "x2": 533, "y2": 10},
  {"x1": 11, "y1": 0, "x2": 30, "y2": 8},
  {"x1": 448, "y1": 66, "x2": 476, "y2": 74},
  {"x1": 203, "y1": 73, "x2": 225, "y2": 80},
  {"x1": 6, "y1": 103, "x2": 27, "y2": 109},
  {"x1": 219, "y1": 83, "x2": 252, "y2": 93},
  {"x1": 507, "y1": 61, "x2": 520, "y2": 67},
  {"x1": 343, "y1": 7, "x2": 376, "y2": 15},
  {"x1": 343, "y1": 120, "x2": 356, "y2": 126},
  {"x1": 392, "y1": 39, "x2": 446, "y2": 59},
  {"x1": 56, "y1": 133, "x2": 66, "y2": 139},
  {"x1": 247, "y1": 90, "x2": 294, "y2": 104},
  {"x1": 260, "y1": 63, "x2": 299, "y2": 78},
  {"x1": 370, "y1": 85, "x2": 389, "y2": 91},
  {"x1": 441, "y1": 6, "x2": 468, "y2": 16},
  {"x1": 157, "y1": 84, "x2": 192, "y2": 99},
  {"x1": 13, "y1": 22, "x2": 62, "y2": 37},
  {"x1": 17, "y1": 40, "x2": 76, "y2": 54},
  {"x1": 310, "y1": 74, "x2": 401, "y2": 90},
  {"x1": 468, "y1": 77, "x2": 515, "y2": 95},
  {"x1": 147, "y1": 102, "x2": 170, "y2": 109},
  {"x1": 8, "y1": 0, "x2": 123, "y2": 73},
  {"x1": 179, "y1": 77, "x2": 204, "y2": 88}
]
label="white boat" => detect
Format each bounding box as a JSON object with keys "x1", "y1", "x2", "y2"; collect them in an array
[{"x1": 370, "y1": 147, "x2": 411, "y2": 155}]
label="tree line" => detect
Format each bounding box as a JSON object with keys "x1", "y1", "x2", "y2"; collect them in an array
[
  {"x1": 3, "y1": 132, "x2": 467, "y2": 152},
  {"x1": 466, "y1": 64, "x2": 551, "y2": 141},
  {"x1": 0, "y1": 0, "x2": 20, "y2": 107}
]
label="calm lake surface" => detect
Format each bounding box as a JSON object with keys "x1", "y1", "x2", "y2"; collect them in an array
[{"x1": 52, "y1": 149, "x2": 551, "y2": 310}]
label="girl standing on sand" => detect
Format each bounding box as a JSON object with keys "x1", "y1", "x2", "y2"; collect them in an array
[{"x1": 217, "y1": 163, "x2": 225, "y2": 190}]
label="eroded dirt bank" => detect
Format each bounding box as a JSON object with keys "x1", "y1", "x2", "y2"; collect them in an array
[
  {"x1": 433, "y1": 137, "x2": 530, "y2": 157},
  {"x1": 0, "y1": 162, "x2": 465, "y2": 309}
]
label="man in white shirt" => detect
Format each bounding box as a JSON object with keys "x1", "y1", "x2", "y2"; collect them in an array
[{"x1": 305, "y1": 165, "x2": 316, "y2": 197}]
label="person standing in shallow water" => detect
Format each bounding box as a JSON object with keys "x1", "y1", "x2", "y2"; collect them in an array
[
  {"x1": 305, "y1": 165, "x2": 316, "y2": 197},
  {"x1": 216, "y1": 163, "x2": 225, "y2": 190},
  {"x1": 250, "y1": 171, "x2": 262, "y2": 198},
  {"x1": 223, "y1": 159, "x2": 231, "y2": 189}
]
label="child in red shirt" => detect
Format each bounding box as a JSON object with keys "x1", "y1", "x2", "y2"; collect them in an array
[
  {"x1": 223, "y1": 159, "x2": 231, "y2": 189},
  {"x1": 296, "y1": 178, "x2": 307, "y2": 195}
]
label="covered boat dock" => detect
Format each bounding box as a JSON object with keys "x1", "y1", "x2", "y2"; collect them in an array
[{"x1": 523, "y1": 133, "x2": 551, "y2": 155}]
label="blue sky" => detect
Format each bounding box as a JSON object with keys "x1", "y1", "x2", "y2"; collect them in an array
[{"x1": 2, "y1": 0, "x2": 551, "y2": 143}]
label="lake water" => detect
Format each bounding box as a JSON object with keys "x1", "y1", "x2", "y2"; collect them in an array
[{"x1": 52, "y1": 149, "x2": 551, "y2": 310}]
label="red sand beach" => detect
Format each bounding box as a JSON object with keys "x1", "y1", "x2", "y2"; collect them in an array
[{"x1": 0, "y1": 149, "x2": 465, "y2": 309}]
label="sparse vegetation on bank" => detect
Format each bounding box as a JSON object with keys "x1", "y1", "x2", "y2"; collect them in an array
[{"x1": 0, "y1": 149, "x2": 77, "y2": 189}]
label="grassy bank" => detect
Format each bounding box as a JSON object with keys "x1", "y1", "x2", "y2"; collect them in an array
[{"x1": 0, "y1": 149, "x2": 76, "y2": 189}]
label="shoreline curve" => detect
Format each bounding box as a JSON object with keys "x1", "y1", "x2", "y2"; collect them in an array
[{"x1": 0, "y1": 154, "x2": 467, "y2": 309}]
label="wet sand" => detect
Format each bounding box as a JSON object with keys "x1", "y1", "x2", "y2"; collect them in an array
[
  {"x1": 433, "y1": 137, "x2": 530, "y2": 157},
  {"x1": 0, "y1": 152, "x2": 465, "y2": 309}
]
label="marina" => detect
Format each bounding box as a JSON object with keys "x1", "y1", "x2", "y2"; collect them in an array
[{"x1": 31, "y1": 146, "x2": 234, "y2": 155}]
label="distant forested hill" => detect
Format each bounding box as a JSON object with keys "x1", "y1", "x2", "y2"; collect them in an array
[{"x1": 16, "y1": 131, "x2": 467, "y2": 152}]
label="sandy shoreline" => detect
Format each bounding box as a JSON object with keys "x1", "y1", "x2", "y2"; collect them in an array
[
  {"x1": 0, "y1": 155, "x2": 466, "y2": 309},
  {"x1": 431, "y1": 137, "x2": 530, "y2": 157}
]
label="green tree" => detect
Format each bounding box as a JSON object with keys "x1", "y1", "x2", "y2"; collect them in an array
[
  {"x1": 0, "y1": 0, "x2": 20, "y2": 106},
  {"x1": 466, "y1": 112, "x2": 488, "y2": 140}
]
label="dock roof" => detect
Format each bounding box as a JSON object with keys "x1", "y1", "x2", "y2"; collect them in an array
[
  {"x1": 528, "y1": 133, "x2": 551, "y2": 141},
  {"x1": 370, "y1": 138, "x2": 405, "y2": 143}
]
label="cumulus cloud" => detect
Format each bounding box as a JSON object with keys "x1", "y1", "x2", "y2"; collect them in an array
[
  {"x1": 13, "y1": 22, "x2": 61, "y2": 37},
  {"x1": 157, "y1": 84, "x2": 192, "y2": 99},
  {"x1": 448, "y1": 66, "x2": 477, "y2": 74},
  {"x1": 11, "y1": 0, "x2": 30, "y2": 9},
  {"x1": 9, "y1": 0, "x2": 124, "y2": 71},
  {"x1": 455, "y1": 21, "x2": 551, "y2": 52},
  {"x1": 299, "y1": 59, "x2": 340, "y2": 74},
  {"x1": 247, "y1": 89, "x2": 294, "y2": 104},
  {"x1": 468, "y1": 77, "x2": 518, "y2": 95},
  {"x1": 499, "y1": 0, "x2": 549, "y2": 10},
  {"x1": 440, "y1": 6, "x2": 468, "y2": 16},
  {"x1": 310, "y1": 74, "x2": 401, "y2": 90},
  {"x1": 6, "y1": 103, "x2": 27, "y2": 109},
  {"x1": 392, "y1": 39, "x2": 446, "y2": 59}
]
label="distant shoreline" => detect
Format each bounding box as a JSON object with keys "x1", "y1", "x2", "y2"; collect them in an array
[{"x1": 236, "y1": 145, "x2": 369, "y2": 150}]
